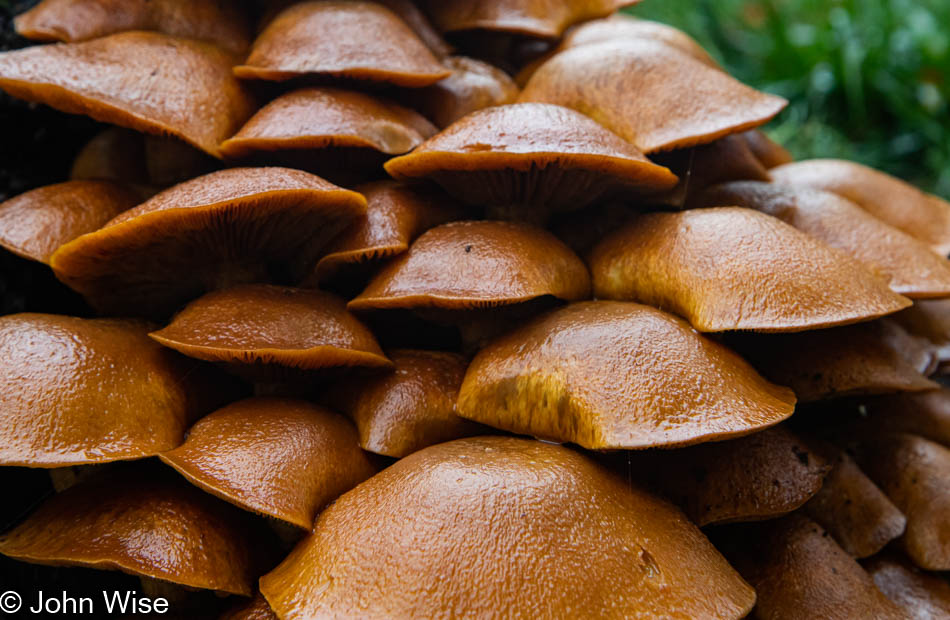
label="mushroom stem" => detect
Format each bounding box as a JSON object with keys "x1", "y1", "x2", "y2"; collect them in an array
[
  {"x1": 209, "y1": 263, "x2": 271, "y2": 291},
  {"x1": 484, "y1": 203, "x2": 551, "y2": 226}
]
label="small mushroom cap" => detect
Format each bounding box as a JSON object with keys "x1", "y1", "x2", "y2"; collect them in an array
[
  {"x1": 409, "y1": 55, "x2": 520, "y2": 128},
  {"x1": 235, "y1": 1, "x2": 450, "y2": 86},
  {"x1": 219, "y1": 87, "x2": 437, "y2": 160},
  {"x1": 854, "y1": 389, "x2": 950, "y2": 447},
  {"x1": 260, "y1": 436, "x2": 755, "y2": 619},
  {"x1": 150, "y1": 285, "x2": 390, "y2": 373},
  {"x1": 161, "y1": 397, "x2": 376, "y2": 529},
  {"x1": 519, "y1": 40, "x2": 787, "y2": 152},
  {"x1": 771, "y1": 159, "x2": 950, "y2": 255},
  {"x1": 0, "y1": 466, "x2": 276, "y2": 595},
  {"x1": 739, "y1": 129, "x2": 793, "y2": 168},
  {"x1": 349, "y1": 220, "x2": 591, "y2": 311},
  {"x1": 588, "y1": 207, "x2": 911, "y2": 332},
  {"x1": 0, "y1": 31, "x2": 257, "y2": 158},
  {"x1": 457, "y1": 301, "x2": 796, "y2": 450},
  {"x1": 323, "y1": 349, "x2": 483, "y2": 457},
  {"x1": 14, "y1": 0, "x2": 253, "y2": 55},
  {"x1": 385, "y1": 103, "x2": 678, "y2": 211},
  {"x1": 0, "y1": 180, "x2": 138, "y2": 264},
  {"x1": 50, "y1": 167, "x2": 366, "y2": 318},
  {"x1": 864, "y1": 552, "x2": 950, "y2": 618},
  {"x1": 893, "y1": 300, "x2": 950, "y2": 369},
  {"x1": 0, "y1": 313, "x2": 236, "y2": 467},
  {"x1": 70, "y1": 127, "x2": 150, "y2": 186},
  {"x1": 703, "y1": 181, "x2": 950, "y2": 298},
  {"x1": 376, "y1": 0, "x2": 452, "y2": 58}
]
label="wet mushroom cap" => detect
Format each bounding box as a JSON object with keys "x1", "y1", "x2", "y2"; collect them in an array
[
  {"x1": 456, "y1": 301, "x2": 796, "y2": 450},
  {"x1": 259, "y1": 436, "x2": 755, "y2": 619},
  {"x1": 588, "y1": 207, "x2": 911, "y2": 332},
  {"x1": 0, "y1": 31, "x2": 257, "y2": 158},
  {"x1": 409, "y1": 55, "x2": 520, "y2": 129}
]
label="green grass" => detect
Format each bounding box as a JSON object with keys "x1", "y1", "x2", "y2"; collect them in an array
[{"x1": 628, "y1": 0, "x2": 950, "y2": 198}]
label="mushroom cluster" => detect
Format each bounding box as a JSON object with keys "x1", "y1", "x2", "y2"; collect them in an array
[{"x1": 3, "y1": 1, "x2": 950, "y2": 618}]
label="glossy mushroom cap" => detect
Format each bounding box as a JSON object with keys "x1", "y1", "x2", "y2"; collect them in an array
[
  {"x1": 14, "y1": 0, "x2": 253, "y2": 55},
  {"x1": 423, "y1": 0, "x2": 641, "y2": 38},
  {"x1": 457, "y1": 301, "x2": 796, "y2": 450},
  {"x1": 519, "y1": 39, "x2": 787, "y2": 152},
  {"x1": 49, "y1": 167, "x2": 366, "y2": 318},
  {"x1": 0, "y1": 466, "x2": 276, "y2": 596},
  {"x1": 771, "y1": 159, "x2": 950, "y2": 255},
  {"x1": 260, "y1": 437, "x2": 755, "y2": 619},
  {"x1": 588, "y1": 207, "x2": 911, "y2": 332},
  {"x1": 703, "y1": 181, "x2": 950, "y2": 298},
  {"x1": 235, "y1": 1, "x2": 450, "y2": 86},
  {"x1": 0, "y1": 313, "x2": 236, "y2": 467},
  {"x1": 0, "y1": 180, "x2": 138, "y2": 264},
  {"x1": 408, "y1": 56, "x2": 519, "y2": 128},
  {"x1": 864, "y1": 552, "x2": 950, "y2": 618},
  {"x1": 0, "y1": 31, "x2": 256, "y2": 158}
]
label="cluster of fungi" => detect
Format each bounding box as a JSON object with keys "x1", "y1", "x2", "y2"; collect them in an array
[{"x1": 3, "y1": 0, "x2": 950, "y2": 618}]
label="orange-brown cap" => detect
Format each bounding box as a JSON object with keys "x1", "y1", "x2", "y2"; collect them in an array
[
  {"x1": 0, "y1": 32, "x2": 257, "y2": 158},
  {"x1": 409, "y1": 56, "x2": 519, "y2": 129},
  {"x1": 739, "y1": 129, "x2": 794, "y2": 168},
  {"x1": 260, "y1": 436, "x2": 755, "y2": 619},
  {"x1": 519, "y1": 40, "x2": 787, "y2": 152},
  {"x1": 349, "y1": 220, "x2": 591, "y2": 311},
  {"x1": 457, "y1": 301, "x2": 795, "y2": 450},
  {"x1": 771, "y1": 159, "x2": 950, "y2": 255},
  {"x1": 385, "y1": 103, "x2": 678, "y2": 212},
  {"x1": 49, "y1": 167, "x2": 366, "y2": 318},
  {"x1": 161, "y1": 397, "x2": 376, "y2": 529},
  {"x1": 0, "y1": 465, "x2": 277, "y2": 596},
  {"x1": 588, "y1": 207, "x2": 911, "y2": 332},
  {"x1": 235, "y1": 1, "x2": 450, "y2": 86},
  {"x1": 14, "y1": 0, "x2": 252, "y2": 55},
  {"x1": 864, "y1": 552, "x2": 950, "y2": 618},
  {"x1": 323, "y1": 349, "x2": 483, "y2": 457},
  {"x1": 703, "y1": 181, "x2": 950, "y2": 298},
  {"x1": 0, "y1": 313, "x2": 238, "y2": 467},
  {"x1": 0, "y1": 180, "x2": 138, "y2": 264}
]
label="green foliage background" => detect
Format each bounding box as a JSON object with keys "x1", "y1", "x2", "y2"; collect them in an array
[{"x1": 627, "y1": 0, "x2": 950, "y2": 198}]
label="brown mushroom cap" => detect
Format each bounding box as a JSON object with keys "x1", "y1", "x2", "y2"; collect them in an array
[
  {"x1": 0, "y1": 466, "x2": 275, "y2": 596},
  {"x1": 0, "y1": 313, "x2": 236, "y2": 467},
  {"x1": 739, "y1": 129, "x2": 794, "y2": 168},
  {"x1": 409, "y1": 55, "x2": 520, "y2": 129},
  {"x1": 0, "y1": 180, "x2": 139, "y2": 264},
  {"x1": 260, "y1": 436, "x2": 755, "y2": 619},
  {"x1": 864, "y1": 552, "x2": 950, "y2": 618},
  {"x1": 160, "y1": 397, "x2": 376, "y2": 529},
  {"x1": 14, "y1": 0, "x2": 253, "y2": 55},
  {"x1": 376, "y1": 0, "x2": 452, "y2": 58},
  {"x1": 0, "y1": 31, "x2": 257, "y2": 158},
  {"x1": 457, "y1": 301, "x2": 795, "y2": 450},
  {"x1": 49, "y1": 167, "x2": 366, "y2": 318},
  {"x1": 235, "y1": 1, "x2": 450, "y2": 86},
  {"x1": 70, "y1": 127, "x2": 150, "y2": 186},
  {"x1": 349, "y1": 220, "x2": 591, "y2": 311},
  {"x1": 703, "y1": 181, "x2": 950, "y2": 298},
  {"x1": 893, "y1": 300, "x2": 950, "y2": 370},
  {"x1": 771, "y1": 159, "x2": 950, "y2": 255},
  {"x1": 385, "y1": 103, "x2": 678, "y2": 212},
  {"x1": 519, "y1": 39, "x2": 787, "y2": 152},
  {"x1": 588, "y1": 207, "x2": 911, "y2": 332},
  {"x1": 323, "y1": 349, "x2": 483, "y2": 457},
  {"x1": 852, "y1": 389, "x2": 950, "y2": 447}
]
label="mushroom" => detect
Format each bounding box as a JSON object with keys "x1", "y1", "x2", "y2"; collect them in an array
[
  {"x1": 375, "y1": 0, "x2": 453, "y2": 58},
  {"x1": 702, "y1": 181, "x2": 950, "y2": 298},
  {"x1": 235, "y1": 1, "x2": 450, "y2": 87},
  {"x1": 384, "y1": 103, "x2": 678, "y2": 217},
  {"x1": 588, "y1": 207, "x2": 911, "y2": 332},
  {"x1": 844, "y1": 389, "x2": 950, "y2": 446},
  {"x1": 892, "y1": 299, "x2": 950, "y2": 371},
  {"x1": 739, "y1": 129, "x2": 794, "y2": 168},
  {"x1": 0, "y1": 313, "x2": 237, "y2": 467},
  {"x1": 864, "y1": 552, "x2": 950, "y2": 618},
  {"x1": 220, "y1": 592, "x2": 278, "y2": 620},
  {"x1": 259, "y1": 436, "x2": 755, "y2": 619},
  {"x1": 456, "y1": 301, "x2": 796, "y2": 450},
  {"x1": 49, "y1": 167, "x2": 367, "y2": 318},
  {"x1": 519, "y1": 39, "x2": 787, "y2": 152},
  {"x1": 770, "y1": 159, "x2": 950, "y2": 255},
  {"x1": 0, "y1": 31, "x2": 257, "y2": 158}
]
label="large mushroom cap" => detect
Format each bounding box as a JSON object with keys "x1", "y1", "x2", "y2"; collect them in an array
[
  {"x1": 235, "y1": 1, "x2": 450, "y2": 86},
  {"x1": 864, "y1": 552, "x2": 950, "y2": 618},
  {"x1": 14, "y1": 0, "x2": 253, "y2": 55},
  {"x1": 259, "y1": 436, "x2": 755, "y2": 619},
  {"x1": 703, "y1": 181, "x2": 950, "y2": 298},
  {"x1": 385, "y1": 102, "x2": 678, "y2": 212},
  {"x1": 349, "y1": 220, "x2": 591, "y2": 311},
  {"x1": 770, "y1": 159, "x2": 950, "y2": 255},
  {"x1": 160, "y1": 397, "x2": 376, "y2": 529},
  {"x1": 519, "y1": 39, "x2": 787, "y2": 152},
  {"x1": 0, "y1": 31, "x2": 256, "y2": 158},
  {"x1": 0, "y1": 180, "x2": 138, "y2": 264},
  {"x1": 588, "y1": 207, "x2": 911, "y2": 332},
  {"x1": 456, "y1": 301, "x2": 796, "y2": 450},
  {"x1": 408, "y1": 55, "x2": 519, "y2": 129},
  {"x1": 0, "y1": 313, "x2": 236, "y2": 467},
  {"x1": 49, "y1": 167, "x2": 366, "y2": 318}
]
